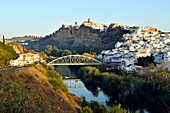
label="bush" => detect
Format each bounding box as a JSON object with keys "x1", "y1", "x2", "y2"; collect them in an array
[
  {"x1": 49, "y1": 78, "x2": 68, "y2": 94},
  {"x1": 81, "y1": 97, "x2": 130, "y2": 113},
  {"x1": 81, "y1": 106, "x2": 93, "y2": 113},
  {"x1": 79, "y1": 66, "x2": 100, "y2": 77},
  {"x1": 44, "y1": 45, "x2": 72, "y2": 57},
  {"x1": 35, "y1": 64, "x2": 69, "y2": 94},
  {"x1": 0, "y1": 42, "x2": 19, "y2": 68},
  {"x1": 137, "y1": 56, "x2": 154, "y2": 67},
  {"x1": 110, "y1": 104, "x2": 130, "y2": 113},
  {"x1": 0, "y1": 81, "x2": 43, "y2": 113}
]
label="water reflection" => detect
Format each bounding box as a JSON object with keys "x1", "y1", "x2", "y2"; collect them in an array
[
  {"x1": 64, "y1": 79, "x2": 150, "y2": 113},
  {"x1": 64, "y1": 79, "x2": 108, "y2": 103}
]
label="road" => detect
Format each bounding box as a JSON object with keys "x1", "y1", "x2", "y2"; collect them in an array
[{"x1": 0, "y1": 67, "x2": 27, "y2": 73}]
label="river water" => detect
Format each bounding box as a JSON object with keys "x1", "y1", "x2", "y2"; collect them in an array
[
  {"x1": 64, "y1": 79, "x2": 108, "y2": 103},
  {"x1": 64, "y1": 79, "x2": 150, "y2": 113}
]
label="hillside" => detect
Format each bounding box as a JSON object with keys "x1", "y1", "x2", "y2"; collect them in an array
[
  {"x1": 0, "y1": 65, "x2": 80, "y2": 113},
  {"x1": 10, "y1": 35, "x2": 41, "y2": 42},
  {"x1": 8, "y1": 43, "x2": 25, "y2": 54},
  {"x1": 0, "y1": 42, "x2": 19, "y2": 68},
  {"x1": 23, "y1": 19, "x2": 131, "y2": 54}
]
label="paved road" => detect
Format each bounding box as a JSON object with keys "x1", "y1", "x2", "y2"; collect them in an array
[{"x1": 0, "y1": 67, "x2": 27, "y2": 73}]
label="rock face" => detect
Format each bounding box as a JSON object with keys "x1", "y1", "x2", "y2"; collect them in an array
[
  {"x1": 24, "y1": 21, "x2": 130, "y2": 53},
  {"x1": 9, "y1": 44, "x2": 24, "y2": 54}
]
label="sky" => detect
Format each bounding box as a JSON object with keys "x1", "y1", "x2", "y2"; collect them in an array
[{"x1": 0, "y1": 0, "x2": 170, "y2": 38}]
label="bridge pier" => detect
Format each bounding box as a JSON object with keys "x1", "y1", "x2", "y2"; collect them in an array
[
  {"x1": 54, "y1": 66, "x2": 81, "y2": 78},
  {"x1": 64, "y1": 79, "x2": 85, "y2": 88}
]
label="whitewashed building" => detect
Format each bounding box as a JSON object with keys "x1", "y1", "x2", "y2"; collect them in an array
[
  {"x1": 10, "y1": 53, "x2": 42, "y2": 67},
  {"x1": 97, "y1": 26, "x2": 170, "y2": 72}
]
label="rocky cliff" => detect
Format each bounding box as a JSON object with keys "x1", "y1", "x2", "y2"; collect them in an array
[
  {"x1": 24, "y1": 20, "x2": 131, "y2": 53},
  {"x1": 9, "y1": 43, "x2": 25, "y2": 54}
]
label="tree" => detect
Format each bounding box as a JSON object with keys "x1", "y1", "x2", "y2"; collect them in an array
[
  {"x1": 110, "y1": 104, "x2": 130, "y2": 113},
  {"x1": 137, "y1": 55, "x2": 154, "y2": 67},
  {"x1": 0, "y1": 43, "x2": 19, "y2": 68},
  {"x1": 81, "y1": 106, "x2": 93, "y2": 113},
  {"x1": 51, "y1": 46, "x2": 60, "y2": 57},
  {"x1": 83, "y1": 52, "x2": 97, "y2": 58},
  {"x1": 2, "y1": 35, "x2": 5, "y2": 45},
  {"x1": 61, "y1": 49, "x2": 72, "y2": 56}
]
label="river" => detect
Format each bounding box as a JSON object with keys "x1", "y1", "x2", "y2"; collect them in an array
[
  {"x1": 64, "y1": 79, "x2": 150, "y2": 113},
  {"x1": 64, "y1": 79, "x2": 109, "y2": 103}
]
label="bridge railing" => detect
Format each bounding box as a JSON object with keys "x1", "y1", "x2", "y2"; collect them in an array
[{"x1": 47, "y1": 55, "x2": 102, "y2": 66}]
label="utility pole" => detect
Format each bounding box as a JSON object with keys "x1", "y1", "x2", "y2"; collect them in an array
[{"x1": 2, "y1": 35, "x2": 5, "y2": 45}]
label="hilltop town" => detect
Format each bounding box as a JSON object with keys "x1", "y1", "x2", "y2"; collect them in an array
[
  {"x1": 1, "y1": 19, "x2": 170, "y2": 70},
  {"x1": 1, "y1": 19, "x2": 170, "y2": 113},
  {"x1": 15, "y1": 18, "x2": 130, "y2": 53},
  {"x1": 97, "y1": 26, "x2": 170, "y2": 71}
]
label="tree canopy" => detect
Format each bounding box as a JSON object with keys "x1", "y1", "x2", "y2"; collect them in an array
[
  {"x1": 137, "y1": 55, "x2": 154, "y2": 67},
  {"x1": 44, "y1": 45, "x2": 72, "y2": 57}
]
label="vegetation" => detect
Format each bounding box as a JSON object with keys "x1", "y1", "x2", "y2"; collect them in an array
[
  {"x1": 78, "y1": 66, "x2": 170, "y2": 113},
  {"x1": 35, "y1": 63, "x2": 69, "y2": 94},
  {"x1": 2, "y1": 35, "x2": 5, "y2": 45},
  {"x1": 43, "y1": 45, "x2": 72, "y2": 57},
  {"x1": 80, "y1": 97, "x2": 130, "y2": 113},
  {"x1": 137, "y1": 55, "x2": 154, "y2": 67},
  {"x1": 0, "y1": 80, "x2": 43, "y2": 113},
  {"x1": 43, "y1": 45, "x2": 97, "y2": 59},
  {"x1": 0, "y1": 42, "x2": 19, "y2": 68},
  {"x1": 81, "y1": 106, "x2": 93, "y2": 113},
  {"x1": 0, "y1": 65, "x2": 79, "y2": 113},
  {"x1": 82, "y1": 52, "x2": 97, "y2": 58}
]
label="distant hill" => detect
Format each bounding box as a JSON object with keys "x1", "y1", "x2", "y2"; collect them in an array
[
  {"x1": 23, "y1": 19, "x2": 131, "y2": 54},
  {"x1": 10, "y1": 35, "x2": 41, "y2": 42}
]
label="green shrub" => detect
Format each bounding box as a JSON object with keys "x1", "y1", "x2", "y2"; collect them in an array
[
  {"x1": 110, "y1": 104, "x2": 130, "y2": 113},
  {"x1": 0, "y1": 42, "x2": 19, "y2": 68},
  {"x1": 81, "y1": 106, "x2": 93, "y2": 113},
  {"x1": 49, "y1": 78, "x2": 68, "y2": 94},
  {"x1": 78, "y1": 66, "x2": 100, "y2": 83},
  {"x1": 35, "y1": 64, "x2": 69, "y2": 94},
  {"x1": 0, "y1": 81, "x2": 43, "y2": 113}
]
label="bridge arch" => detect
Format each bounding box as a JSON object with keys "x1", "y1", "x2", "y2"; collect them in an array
[{"x1": 47, "y1": 55, "x2": 102, "y2": 66}]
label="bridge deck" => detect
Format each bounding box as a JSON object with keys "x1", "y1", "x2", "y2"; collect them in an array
[
  {"x1": 47, "y1": 63, "x2": 102, "y2": 66},
  {"x1": 47, "y1": 55, "x2": 102, "y2": 66}
]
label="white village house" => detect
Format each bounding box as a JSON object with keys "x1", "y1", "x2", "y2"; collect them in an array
[
  {"x1": 97, "y1": 25, "x2": 170, "y2": 72},
  {"x1": 10, "y1": 53, "x2": 43, "y2": 67}
]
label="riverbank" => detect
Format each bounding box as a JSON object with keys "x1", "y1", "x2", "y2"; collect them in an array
[
  {"x1": 78, "y1": 66, "x2": 170, "y2": 113},
  {"x1": 64, "y1": 79, "x2": 108, "y2": 103}
]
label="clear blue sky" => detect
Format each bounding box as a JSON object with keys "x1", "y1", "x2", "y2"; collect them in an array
[{"x1": 0, "y1": 0, "x2": 170, "y2": 38}]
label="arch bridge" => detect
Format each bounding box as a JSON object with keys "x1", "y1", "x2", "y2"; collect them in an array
[{"x1": 47, "y1": 55, "x2": 102, "y2": 66}]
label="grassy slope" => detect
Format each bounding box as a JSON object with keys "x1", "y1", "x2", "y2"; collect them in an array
[
  {"x1": 0, "y1": 66, "x2": 80, "y2": 113},
  {"x1": 0, "y1": 42, "x2": 19, "y2": 69}
]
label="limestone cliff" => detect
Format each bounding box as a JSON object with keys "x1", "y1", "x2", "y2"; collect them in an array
[
  {"x1": 9, "y1": 44, "x2": 24, "y2": 54},
  {"x1": 24, "y1": 20, "x2": 131, "y2": 53}
]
